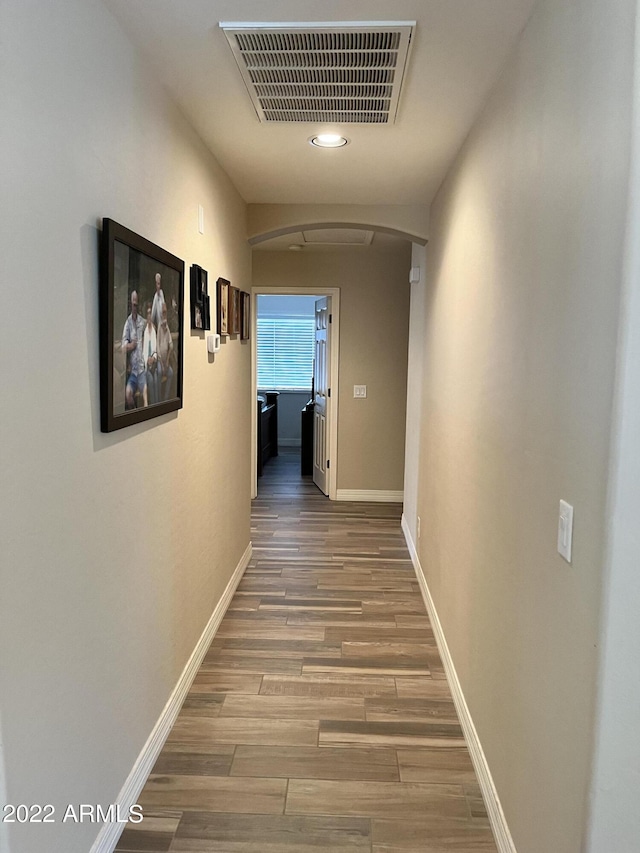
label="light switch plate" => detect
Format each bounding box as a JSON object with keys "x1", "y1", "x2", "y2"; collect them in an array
[
  {"x1": 558, "y1": 500, "x2": 574, "y2": 563},
  {"x1": 353, "y1": 385, "x2": 367, "y2": 398}
]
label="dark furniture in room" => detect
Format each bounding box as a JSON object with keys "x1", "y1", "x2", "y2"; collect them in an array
[
  {"x1": 300, "y1": 400, "x2": 314, "y2": 475},
  {"x1": 257, "y1": 391, "x2": 279, "y2": 476}
]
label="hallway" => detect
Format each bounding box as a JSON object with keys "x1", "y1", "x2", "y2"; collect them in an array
[{"x1": 115, "y1": 453, "x2": 496, "y2": 852}]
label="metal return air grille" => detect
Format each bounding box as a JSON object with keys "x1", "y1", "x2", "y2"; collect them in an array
[{"x1": 220, "y1": 23, "x2": 415, "y2": 124}]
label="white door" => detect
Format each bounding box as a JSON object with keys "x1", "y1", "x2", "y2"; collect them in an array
[{"x1": 313, "y1": 297, "x2": 330, "y2": 495}]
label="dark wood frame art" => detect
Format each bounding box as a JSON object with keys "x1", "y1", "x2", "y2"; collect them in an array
[
  {"x1": 217, "y1": 277, "x2": 230, "y2": 336},
  {"x1": 100, "y1": 218, "x2": 184, "y2": 432},
  {"x1": 240, "y1": 291, "x2": 251, "y2": 340},
  {"x1": 229, "y1": 286, "x2": 241, "y2": 336}
]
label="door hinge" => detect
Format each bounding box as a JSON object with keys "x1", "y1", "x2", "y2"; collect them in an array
[
  {"x1": 329, "y1": 314, "x2": 332, "y2": 323},
  {"x1": 327, "y1": 460, "x2": 330, "y2": 468},
  {"x1": 328, "y1": 388, "x2": 331, "y2": 398}
]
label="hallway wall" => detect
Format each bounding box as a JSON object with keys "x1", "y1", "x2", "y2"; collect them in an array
[
  {"x1": 253, "y1": 247, "x2": 411, "y2": 493},
  {"x1": 586, "y1": 6, "x2": 640, "y2": 846},
  {"x1": 0, "y1": 2, "x2": 251, "y2": 852},
  {"x1": 247, "y1": 204, "x2": 429, "y2": 246},
  {"x1": 414, "y1": 0, "x2": 635, "y2": 850},
  {"x1": 402, "y1": 243, "x2": 427, "y2": 542}
]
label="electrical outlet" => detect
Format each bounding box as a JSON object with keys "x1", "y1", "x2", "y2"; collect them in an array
[{"x1": 558, "y1": 500, "x2": 574, "y2": 563}]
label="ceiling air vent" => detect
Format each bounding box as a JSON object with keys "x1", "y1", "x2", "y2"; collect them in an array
[{"x1": 220, "y1": 22, "x2": 415, "y2": 124}]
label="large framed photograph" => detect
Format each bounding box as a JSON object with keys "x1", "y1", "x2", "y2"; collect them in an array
[
  {"x1": 100, "y1": 218, "x2": 184, "y2": 432},
  {"x1": 217, "y1": 277, "x2": 230, "y2": 336}
]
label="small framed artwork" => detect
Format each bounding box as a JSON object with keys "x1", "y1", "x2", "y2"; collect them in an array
[
  {"x1": 240, "y1": 291, "x2": 251, "y2": 340},
  {"x1": 217, "y1": 277, "x2": 230, "y2": 336},
  {"x1": 100, "y1": 218, "x2": 184, "y2": 432},
  {"x1": 190, "y1": 264, "x2": 209, "y2": 330},
  {"x1": 229, "y1": 286, "x2": 241, "y2": 336}
]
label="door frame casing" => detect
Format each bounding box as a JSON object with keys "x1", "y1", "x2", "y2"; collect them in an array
[{"x1": 251, "y1": 286, "x2": 340, "y2": 500}]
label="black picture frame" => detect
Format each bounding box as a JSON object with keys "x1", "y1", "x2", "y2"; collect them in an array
[
  {"x1": 190, "y1": 264, "x2": 210, "y2": 331},
  {"x1": 100, "y1": 218, "x2": 184, "y2": 432}
]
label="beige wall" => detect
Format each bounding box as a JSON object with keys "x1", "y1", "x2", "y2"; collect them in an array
[
  {"x1": 403, "y1": 243, "x2": 427, "y2": 542},
  {"x1": 248, "y1": 204, "x2": 429, "y2": 246},
  {"x1": 0, "y1": 2, "x2": 250, "y2": 851},
  {"x1": 587, "y1": 9, "x2": 640, "y2": 847},
  {"x1": 253, "y1": 247, "x2": 411, "y2": 493},
  {"x1": 413, "y1": 0, "x2": 635, "y2": 850}
]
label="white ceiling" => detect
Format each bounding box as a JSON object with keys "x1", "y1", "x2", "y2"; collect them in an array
[{"x1": 103, "y1": 0, "x2": 536, "y2": 206}]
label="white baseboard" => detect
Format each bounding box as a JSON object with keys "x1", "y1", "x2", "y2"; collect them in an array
[
  {"x1": 401, "y1": 515, "x2": 516, "y2": 853},
  {"x1": 336, "y1": 489, "x2": 404, "y2": 503},
  {"x1": 90, "y1": 541, "x2": 253, "y2": 853}
]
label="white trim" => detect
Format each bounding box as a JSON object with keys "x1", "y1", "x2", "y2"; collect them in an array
[
  {"x1": 401, "y1": 516, "x2": 517, "y2": 853},
  {"x1": 337, "y1": 489, "x2": 403, "y2": 503},
  {"x1": 252, "y1": 286, "x2": 340, "y2": 501},
  {"x1": 220, "y1": 21, "x2": 417, "y2": 29},
  {"x1": 90, "y1": 542, "x2": 253, "y2": 853}
]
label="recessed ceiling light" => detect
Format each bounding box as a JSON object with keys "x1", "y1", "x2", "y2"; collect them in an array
[
  {"x1": 288, "y1": 244, "x2": 304, "y2": 251},
  {"x1": 309, "y1": 134, "x2": 349, "y2": 149}
]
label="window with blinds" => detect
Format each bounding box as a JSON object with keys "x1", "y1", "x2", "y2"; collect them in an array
[{"x1": 256, "y1": 317, "x2": 315, "y2": 390}]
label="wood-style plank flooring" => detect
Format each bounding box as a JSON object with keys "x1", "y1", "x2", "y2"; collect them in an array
[{"x1": 115, "y1": 451, "x2": 496, "y2": 853}]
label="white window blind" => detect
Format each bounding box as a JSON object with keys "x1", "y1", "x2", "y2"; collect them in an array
[{"x1": 257, "y1": 317, "x2": 315, "y2": 390}]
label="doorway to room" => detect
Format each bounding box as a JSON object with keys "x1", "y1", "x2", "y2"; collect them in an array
[{"x1": 251, "y1": 287, "x2": 340, "y2": 500}]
